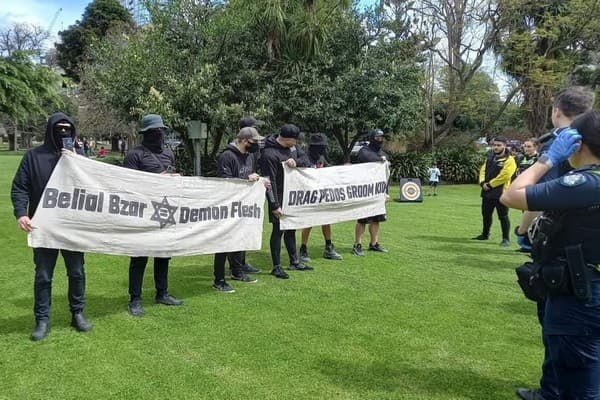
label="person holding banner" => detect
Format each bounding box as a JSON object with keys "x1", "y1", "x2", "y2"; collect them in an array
[
  {"x1": 260, "y1": 124, "x2": 313, "y2": 279},
  {"x1": 11, "y1": 112, "x2": 93, "y2": 341},
  {"x1": 123, "y1": 114, "x2": 183, "y2": 316},
  {"x1": 352, "y1": 129, "x2": 390, "y2": 256},
  {"x1": 212, "y1": 127, "x2": 264, "y2": 292},
  {"x1": 299, "y1": 133, "x2": 343, "y2": 262}
]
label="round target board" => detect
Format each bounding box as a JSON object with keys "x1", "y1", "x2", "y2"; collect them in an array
[{"x1": 397, "y1": 178, "x2": 423, "y2": 202}]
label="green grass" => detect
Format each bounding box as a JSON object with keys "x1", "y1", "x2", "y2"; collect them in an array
[{"x1": 0, "y1": 153, "x2": 541, "y2": 400}]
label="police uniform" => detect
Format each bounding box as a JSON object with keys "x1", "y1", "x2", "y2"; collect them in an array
[{"x1": 526, "y1": 165, "x2": 600, "y2": 399}]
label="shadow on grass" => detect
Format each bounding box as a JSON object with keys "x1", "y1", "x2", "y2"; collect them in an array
[{"x1": 317, "y1": 358, "x2": 515, "y2": 399}]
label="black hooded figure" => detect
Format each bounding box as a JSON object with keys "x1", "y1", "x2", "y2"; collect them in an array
[
  {"x1": 122, "y1": 114, "x2": 183, "y2": 317},
  {"x1": 11, "y1": 112, "x2": 93, "y2": 341}
]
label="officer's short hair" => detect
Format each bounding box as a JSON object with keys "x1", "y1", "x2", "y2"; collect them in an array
[
  {"x1": 571, "y1": 109, "x2": 600, "y2": 158},
  {"x1": 553, "y1": 86, "x2": 595, "y2": 118}
]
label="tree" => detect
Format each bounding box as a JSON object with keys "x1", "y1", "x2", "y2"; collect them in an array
[
  {"x1": 56, "y1": 0, "x2": 134, "y2": 81},
  {"x1": 0, "y1": 52, "x2": 64, "y2": 150},
  {"x1": 495, "y1": 0, "x2": 600, "y2": 136},
  {"x1": 0, "y1": 22, "x2": 49, "y2": 58}
]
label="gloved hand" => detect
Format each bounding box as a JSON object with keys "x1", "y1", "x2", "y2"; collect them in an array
[{"x1": 546, "y1": 128, "x2": 582, "y2": 165}]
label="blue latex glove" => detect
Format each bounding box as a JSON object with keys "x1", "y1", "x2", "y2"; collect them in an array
[{"x1": 546, "y1": 128, "x2": 582, "y2": 165}]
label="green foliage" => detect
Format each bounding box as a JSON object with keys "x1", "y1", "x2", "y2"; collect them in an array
[
  {"x1": 56, "y1": 0, "x2": 134, "y2": 81},
  {"x1": 388, "y1": 146, "x2": 484, "y2": 184}
]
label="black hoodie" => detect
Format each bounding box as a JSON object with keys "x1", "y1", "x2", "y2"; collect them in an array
[
  {"x1": 259, "y1": 135, "x2": 310, "y2": 210},
  {"x1": 11, "y1": 112, "x2": 77, "y2": 219},
  {"x1": 217, "y1": 143, "x2": 254, "y2": 179}
]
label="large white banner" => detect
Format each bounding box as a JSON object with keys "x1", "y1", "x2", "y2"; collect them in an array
[
  {"x1": 280, "y1": 162, "x2": 389, "y2": 230},
  {"x1": 30, "y1": 153, "x2": 266, "y2": 257}
]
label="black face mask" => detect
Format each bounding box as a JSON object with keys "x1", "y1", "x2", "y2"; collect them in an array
[
  {"x1": 247, "y1": 142, "x2": 260, "y2": 153},
  {"x1": 369, "y1": 140, "x2": 383, "y2": 152},
  {"x1": 309, "y1": 145, "x2": 326, "y2": 161},
  {"x1": 52, "y1": 125, "x2": 73, "y2": 149},
  {"x1": 142, "y1": 129, "x2": 164, "y2": 153}
]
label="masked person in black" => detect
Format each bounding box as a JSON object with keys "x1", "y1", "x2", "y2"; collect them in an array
[
  {"x1": 299, "y1": 133, "x2": 343, "y2": 262},
  {"x1": 213, "y1": 127, "x2": 264, "y2": 292},
  {"x1": 260, "y1": 124, "x2": 312, "y2": 279},
  {"x1": 473, "y1": 136, "x2": 516, "y2": 247},
  {"x1": 11, "y1": 112, "x2": 92, "y2": 341},
  {"x1": 123, "y1": 114, "x2": 183, "y2": 316},
  {"x1": 352, "y1": 129, "x2": 389, "y2": 256}
]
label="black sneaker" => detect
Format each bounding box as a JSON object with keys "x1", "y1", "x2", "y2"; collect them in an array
[
  {"x1": 155, "y1": 294, "x2": 183, "y2": 306},
  {"x1": 368, "y1": 242, "x2": 388, "y2": 253},
  {"x1": 242, "y1": 263, "x2": 261, "y2": 274},
  {"x1": 323, "y1": 245, "x2": 343, "y2": 260},
  {"x1": 128, "y1": 299, "x2": 144, "y2": 317},
  {"x1": 299, "y1": 248, "x2": 311, "y2": 263},
  {"x1": 352, "y1": 243, "x2": 364, "y2": 256},
  {"x1": 213, "y1": 282, "x2": 235, "y2": 293},
  {"x1": 232, "y1": 272, "x2": 258, "y2": 283},
  {"x1": 516, "y1": 388, "x2": 546, "y2": 400},
  {"x1": 289, "y1": 262, "x2": 314, "y2": 271},
  {"x1": 271, "y1": 265, "x2": 289, "y2": 279},
  {"x1": 30, "y1": 320, "x2": 50, "y2": 341},
  {"x1": 500, "y1": 239, "x2": 510, "y2": 247},
  {"x1": 472, "y1": 234, "x2": 489, "y2": 240}
]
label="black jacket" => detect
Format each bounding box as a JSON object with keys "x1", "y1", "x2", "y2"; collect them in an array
[
  {"x1": 217, "y1": 143, "x2": 254, "y2": 179},
  {"x1": 123, "y1": 145, "x2": 174, "y2": 173},
  {"x1": 259, "y1": 135, "x2": 310, "y2": 210},
  {"x1": 11, "y1": 112, "x2": 77, "y2": 219},
  {"x1": 356, "y1": 144, "x2": 387, "y2": 163}
]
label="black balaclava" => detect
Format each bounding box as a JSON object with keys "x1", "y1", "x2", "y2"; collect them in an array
[
  {"x1": 52, "y1": 121, "x2": 74, "y2": 150},
  {"x1": 142, "y1": 128, "x2": 164, "y2": 153},
  {"x1": 309, "y1": 145, "x2": 326, "y2": 162}
]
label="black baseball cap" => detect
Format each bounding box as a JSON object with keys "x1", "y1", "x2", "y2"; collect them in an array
[{"x1": 239, "y1": 116, "x2": 265, "y2": 129}]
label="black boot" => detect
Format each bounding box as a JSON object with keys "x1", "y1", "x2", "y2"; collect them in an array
[
  {"x1": 31, "y1": 320, "x2": 50, "y2": 341},
  {"x1": 71, "y1": 313, "x2": 92, "y2": 332}
]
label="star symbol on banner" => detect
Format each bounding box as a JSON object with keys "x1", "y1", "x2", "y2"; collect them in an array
[{"x1": 150, "y1": 196, "x2": 178, "y2": 229}]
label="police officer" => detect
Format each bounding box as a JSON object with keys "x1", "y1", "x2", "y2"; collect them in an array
[
  {"x1": 299, "y1": 133, "x2": 343, "y2": 262},
  {"x1": 473, "y1": 136, "x2": 516, "y2": 247},
  {"x1": 212, "y1": 127, "x2": 264, "y2": 292},
  {"x1": 260, "y1": 124, "x2": 312, "y2": 279},
  {"x1": 502, "y1": 110, "x2": 600, "y2": 399},
  {"x1": 352, "y1": 129, "x2": 389, "y2": 256},
  {"x1": 123, "y1": 114, "x2": 183, "y2": 316},
  {"x1": 11, "y1": 112, "x2": 92, "y2": 341},
  {"x1": 516, "y1": 138, "x2": 539, "y2": 175}
]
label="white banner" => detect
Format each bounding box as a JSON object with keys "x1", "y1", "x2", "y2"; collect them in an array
[
  {"x1": 29, "y1": 153, "x2": 266, "y2": 257},
  {"x1": 280, "y1": 162, "x2": 389, "y2": 230}
]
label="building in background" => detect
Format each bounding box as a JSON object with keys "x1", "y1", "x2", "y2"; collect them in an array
[{"x1": 119, "y1": 0, "x2": 150, "y2": 25}]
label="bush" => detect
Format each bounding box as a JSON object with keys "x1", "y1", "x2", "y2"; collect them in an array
[{"x1": 95, "y1": 155, "x2": 123, "y2": 166}]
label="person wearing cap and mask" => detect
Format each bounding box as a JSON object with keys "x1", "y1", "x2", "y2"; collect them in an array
[
  {"x1": 123, "y1": 114, "x2": 183, "y2": 317},
  {"x1": 472, "y1": 136, "x2": 516, "y2": 247},
  {"x1": 212, "y1": 127, "x2": 265, "y2": 292},
  {"x1": 511, "y1": 87, "x2": 595, "y2": 400},
  {"x1": 299, "y1": 133, "x2": 343, "y2": 262},
  {"x1": 234, "y1": 116, "x2": 265, "y2": 275},
  {"x1": 11, "y1": 112, "x2": 93, "y2": 341},
  {"x1": 352, "y1": 129, "x2": 390, "y2": 256},
  {"x1": 502, "y1": 110, "x2": 600, "y2": 400},
  {"x1": 259, "y1": 124, "x2": 312, "y2": 279}
]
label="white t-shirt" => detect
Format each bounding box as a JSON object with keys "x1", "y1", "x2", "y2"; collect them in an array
[{"x1": 428, "y1": 167, "x2": 441, "y2": 182}]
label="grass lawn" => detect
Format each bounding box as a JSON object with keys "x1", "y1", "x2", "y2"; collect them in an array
[{"x1": 0, "y1": 151, "x2": 541, "y2": 400}]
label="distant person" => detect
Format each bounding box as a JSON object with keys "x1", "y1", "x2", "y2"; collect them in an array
[
  {"x1": 98, "y1": 146, "x2": 107, "y2": 157},
  {"x1": 515, "y1": 138, "x2": 539, "y2": 176},
  {"x1": 120, "y1": 138, "x2": 127, "y2": 157},
  {"x1": 426, "y1": 163, "x2": 441, "y2": 196},
  {"x1": 473, "y1": 136, "x2": 516, "y2": 247},
  {"x1": 123, "y1": 114, "x2": 183, "y2": 316},
  {"x1": 11, "y1": 112, "x2": 92, "y2": 341},
  {"x1": 83, "y1": 138, "x2": 90, "y2": 157},
  {"x1": 299, "y1": 133, "x2": 343, "y2": 262},
  {"x1": 352, "y1": 129, "x2": 389, "y2": 256}
]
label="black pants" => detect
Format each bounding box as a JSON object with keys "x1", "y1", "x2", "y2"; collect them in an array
[
  {"x1": 214, "y1": 251, "x2": 244, "y2": 284},
  {"x1": 269, "y1": 219, "x2": 298, "y2": 267},
  {"x1": 481, "y1": 198, "x2": 510, "y2": 239},
  {"x1": 33, "y1": 248, "x2": 85, "y2": 321},
  {"x1": 129, "y1": 257, "x2": 169, "y2": 301}
]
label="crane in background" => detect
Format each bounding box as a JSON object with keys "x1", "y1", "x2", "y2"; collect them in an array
[{"x1": 40, "y1": 8, "x2": 62, "y2": 64}]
